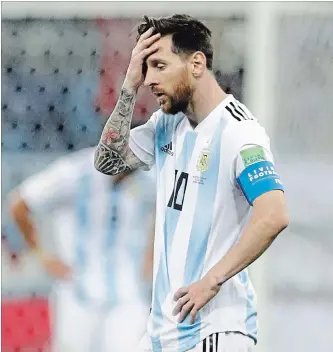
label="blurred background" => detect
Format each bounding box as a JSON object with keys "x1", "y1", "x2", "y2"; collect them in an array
[{"x1": 1, "y1": 1, "x2": 333, "y2": 351}]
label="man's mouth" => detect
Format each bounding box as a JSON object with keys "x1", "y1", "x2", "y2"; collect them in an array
[{"x1": 154, "y1": 92, "x2": 167, "y2": 103}]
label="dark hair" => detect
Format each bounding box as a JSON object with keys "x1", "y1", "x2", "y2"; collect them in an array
[{"x1": 137, "y1": 14, "x2": 213, "y2": 70}]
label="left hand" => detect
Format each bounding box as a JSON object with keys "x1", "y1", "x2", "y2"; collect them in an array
[{"x1": 172, "y1": 274, "x2": 221, "y2": 324}]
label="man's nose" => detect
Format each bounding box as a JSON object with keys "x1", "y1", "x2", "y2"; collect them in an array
[{"x1": 143, "y1": 69, "x2": 158, "y2": 87}]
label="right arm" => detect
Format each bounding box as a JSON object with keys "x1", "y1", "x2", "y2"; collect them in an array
[
  {"x1": 9, "y1": 192, "x2": 71, "y2": 279},
  {"x1": 10, "y1": 193, "x2": 39, "y2": 251},
  {"x1": 94, "y1": 85, "x2": 144, "y2": 175},
  {"x1": 8, "y1": 156, "x2": 77, "y2": 279},
  {"x1": 94, "y1": 27, "x2": 160, "y2": 175}
]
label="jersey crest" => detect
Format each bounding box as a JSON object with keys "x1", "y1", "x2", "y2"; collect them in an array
[{"x1": 197, "y1": 149, "x2": 211, "y2": 172}]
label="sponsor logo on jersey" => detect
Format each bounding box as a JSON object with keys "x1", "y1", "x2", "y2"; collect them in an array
[
  {"x1": 241, "y1": 146, "x2": 266, "y2": 167},
  {"x1": 197, "y1": 149, "x2": 211, "y2": 172},
  {"x1": 160, "y1": 142, "x2": 174, "y2": 156}
]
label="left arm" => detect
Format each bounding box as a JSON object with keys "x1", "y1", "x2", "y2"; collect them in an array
[
  {"x1": 208, "y1": 189, "x2": 289, "y2": 286},
  {"x1": 173, "y1": 139, "x2": 289, "y2": 324},
  {"x1": 173, "y1": 190, "x2": 289, "y2": 323}
]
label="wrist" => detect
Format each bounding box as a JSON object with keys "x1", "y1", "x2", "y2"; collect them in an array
[{"x1": 206, "y1": 270, "x2": 225, "y2": 288}]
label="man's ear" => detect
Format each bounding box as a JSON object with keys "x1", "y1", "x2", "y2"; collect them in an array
[{"x1": 190, "y1": 51, "x2": 206, "y2": 78}]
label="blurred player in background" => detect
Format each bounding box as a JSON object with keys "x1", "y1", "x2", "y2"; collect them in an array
[
  {"x1": 94, "y1": 14, "x2": 289, "y2": 352},
  {"x1": 9, "y1": 146, "x2": 155, "y2": 352}
]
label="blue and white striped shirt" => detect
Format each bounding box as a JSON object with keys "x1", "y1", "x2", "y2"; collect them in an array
[
  {"x1": 129, "y1": 95, "x2": 284, "y2": 351},
  {"x1": 20, "y1": 147, "x2": 156, "y2": 307}
]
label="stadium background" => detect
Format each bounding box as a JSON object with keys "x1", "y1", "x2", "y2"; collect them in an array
[{"x1": 1, "y1": 1, "x2": 333, "y2": 351}]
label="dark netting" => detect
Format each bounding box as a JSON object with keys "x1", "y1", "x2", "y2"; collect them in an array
[{"x1": 1, "y1": 18, "x2": 245, "y2": 153}]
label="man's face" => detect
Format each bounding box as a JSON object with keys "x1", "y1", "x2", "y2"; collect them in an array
[{"x1": 144, "y1": 35, "x2": 194, "y2": 115}]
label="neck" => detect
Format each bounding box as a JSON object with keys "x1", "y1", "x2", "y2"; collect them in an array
[{"x1": 186, "y1": 72, "x2": 227, "y2": 127}]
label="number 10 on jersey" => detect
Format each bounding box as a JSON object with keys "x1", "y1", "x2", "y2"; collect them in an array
[{"x1": 167, "y1": 170, "x2": 189, "y2": 211}]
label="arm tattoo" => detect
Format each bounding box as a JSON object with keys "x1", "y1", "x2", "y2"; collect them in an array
[
  {"x1": 94, "y1": 143, "x2": 132, "y2": 175},
  {"x1": 94, "y1": 87, "x2": 140, "y2": 175}
]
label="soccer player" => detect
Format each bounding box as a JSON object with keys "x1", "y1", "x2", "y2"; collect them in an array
[
  {"x1": 9, "y1": 146, "x2": 155, "y2": 352},
  {"x1": 94, "y1": 14, "x2": 289, "y2": 352}
]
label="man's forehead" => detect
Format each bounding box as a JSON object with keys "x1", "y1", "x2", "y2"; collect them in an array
[
  {"x1": 147, "y1": 35, "x2": 174, "y2": 62},
  {"x1": 155, "y1": 35, "x2": 172, "y2": 52}
]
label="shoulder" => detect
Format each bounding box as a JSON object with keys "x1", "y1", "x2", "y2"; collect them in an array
[
  {"x1": 219, "y1": 98, "x2": 271, "y2": 164},
  {"x1": 228, "y1": 119, "x2": 268, "y2": 144},
  {"x1": 223, "y1": 102, "x2": 269, "y2": 151}
]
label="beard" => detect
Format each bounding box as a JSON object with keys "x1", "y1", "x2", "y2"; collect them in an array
[{"x1": 160, "y1": 70, "x2": 193, "y2": 115}]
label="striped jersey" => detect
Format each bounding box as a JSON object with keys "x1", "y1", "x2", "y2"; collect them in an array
[
  {"x1": 19, "y1": 147, "x2": 155, "y2": 306},
  {"x1": 129, "y1": 94, "x2": 284, "y2": 351}
]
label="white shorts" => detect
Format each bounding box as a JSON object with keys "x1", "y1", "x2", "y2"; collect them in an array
[
  {"x1": 138, "y1": 332, "x2": 255, "y2": 352},
  {"x1": 188, "y1": 332, "x2": 254, "y2": 352},
  {"x1": 50, "y1": 286, "x2": 149, "y2": 352}
]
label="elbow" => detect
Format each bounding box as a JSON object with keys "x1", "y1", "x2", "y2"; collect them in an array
[
  {"x1": 94, "y1": 148, "x2": 103, "y2": 173},
  {"x1": 94, "y1": 146, "x2": 120, "y2": 176},
  {"x1": 94, "y1": 158, "x2": 104, "y2": 174},
  {"x1": 276, "y1": 211, "x2": 290, "y2": 233},
  {"x1": 94, "y1": 150, "x2": 109, "y2": 175},
  {"x1": 94, "y1": 151, "x2": 131, "y2": 176},
  {"x1": 94, "y1": 160, "x2": 119, "y2": 176},
  {"x1": 268, "y1": 209, "x2": 290, "y2": 238},
  {"x1": 253, "y1": 191, "x2": 289, "y2": 240},
  {"x1": 256, "y1": 204, "x2": 289, "y2": 241}
]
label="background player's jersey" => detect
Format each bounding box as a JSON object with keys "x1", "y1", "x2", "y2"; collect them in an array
[
  {"x1": 19, "y1": 147, "x2": 155, "y2": 306},
  {"x1": 129, "y1": 95, "x2": 284, "y2": 352}
]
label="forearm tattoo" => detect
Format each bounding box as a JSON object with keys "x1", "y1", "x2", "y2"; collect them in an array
[
  {"x1": 94, "y1": 144, "x2": 132, "y2": 175},
  {"x1": 95, "y1": 87, "x2": 138, "y2": 175}
]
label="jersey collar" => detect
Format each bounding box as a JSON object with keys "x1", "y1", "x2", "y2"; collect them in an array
[{"x1": 183, "y1": 94, "x2": 234, "y2": 134}]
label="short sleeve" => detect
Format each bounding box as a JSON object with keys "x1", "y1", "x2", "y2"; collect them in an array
[
  {"x1": 19, "y1": 155, "x2": 79, "y2": 212},
  {"x1": 230, "y1": 122, "x2": 284, "y2": 206},
  {"x1": 129, "y1": 113, "x2": 157, "y2": 171}
]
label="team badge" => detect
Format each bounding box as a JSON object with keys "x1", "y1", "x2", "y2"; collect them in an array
[{"x1": 197, "y1": 149, "x2": 211, "y2": 172}]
